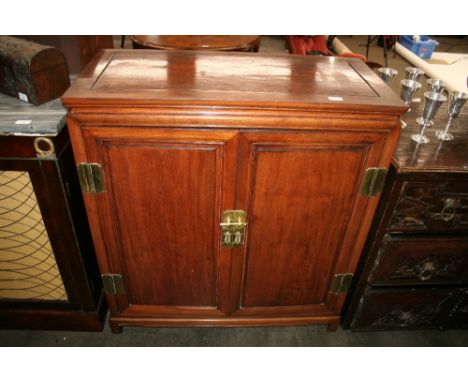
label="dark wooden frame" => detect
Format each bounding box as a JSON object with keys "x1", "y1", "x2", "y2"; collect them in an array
[
  {"x1": 0, "y1": 129, "x2": 106, "y2": 331},
  {"x1": 343, "y1": 170, "x2": 468, "y2": 330}
]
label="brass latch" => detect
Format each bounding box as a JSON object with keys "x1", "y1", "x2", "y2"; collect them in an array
[
  {"x1": 329, "y1": 273, "x2": 353, "y2": 294},
  {"x1": 77, "y1": 163, "x2": 105, "y2": 193},
  {"x1": 359, "y1": 167, "x2": 388, "y2": 197},
  {"x1": 220, "y1": 210, "x2": 247, "y2": 248},
  {"x1": 102, "y1": 274, "x2": 125, "y2": 295}
]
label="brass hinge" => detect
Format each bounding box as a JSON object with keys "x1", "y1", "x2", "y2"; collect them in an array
[
  {"x1": 329, "y1": 273, "x2": 353, "y2": 294},
  {"x1": 77, "y1": 163, "x2": 105, "y2": 193},
  {"x1": 359, "y1": 167, "x2": 388, "y2": 197},
  {"x1": 102, "y1": 274, "x2": 125, "y2": 295}
]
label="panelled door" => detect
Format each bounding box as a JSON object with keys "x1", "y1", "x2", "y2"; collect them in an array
[
  {"x1": 229, "y1": 129, "x2": 390, "y2": 316},
  {"x1": 81, "y1": 126, "x2": 239, "y2": 317}
]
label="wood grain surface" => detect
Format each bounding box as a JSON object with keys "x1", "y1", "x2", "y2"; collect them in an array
[
  {"x1": 62, "y1": 50, "x2": 406, "y2": 114},
  {"x1": 393, "y1": 102, "x2": 468, "y2": 172},
  {"x1": 131, "y1": 35, "x2": 261, "y2": 52}
]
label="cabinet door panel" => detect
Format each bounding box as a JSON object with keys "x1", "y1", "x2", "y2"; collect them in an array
[
  {"x1": 82, "y1": 127, "x2": 237, "y2": 315},
  {"x1": 234, "y1": 130, "x2": 389, "y2": 314}
]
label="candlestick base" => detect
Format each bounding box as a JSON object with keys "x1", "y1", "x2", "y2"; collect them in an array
[
  {"x1": 435, "y1": 130, "x2": 454, "y2": 141},
  {"x1": 411, "y1": 133, "x2": 430, "y2": 143}
]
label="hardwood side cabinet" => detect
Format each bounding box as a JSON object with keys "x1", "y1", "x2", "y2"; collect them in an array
[
  {"x1": 343, "y1": 102, "x2": 468, "y2": 331},
  {"x1": 0, "y1": 94, "x2": 106, "y2": 331},
  {"x1": 62, "y1": 50, "x2": 406, "y2": 333}
]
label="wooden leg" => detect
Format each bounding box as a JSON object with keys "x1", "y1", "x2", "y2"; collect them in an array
[
  {"x1": 383, "y1": 37, "x2": 388, "y2": 67},
  {"x1": 327, "y1": 321, "x2": 340, "y2": 332},
  {"x1": 110, "y1": 321, "x2": 123, "y2": 334},
  {"x1": 366, "y1": 35, "x2": 371, "y2": 60}
]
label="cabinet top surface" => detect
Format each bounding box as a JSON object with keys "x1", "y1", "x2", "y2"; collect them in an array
[
  {"x1": 62, "y1": 49, "x2": 405, "y2": 114},
  {"x1": 393, "y1": 102, "x2": 468, "y2": 173}
]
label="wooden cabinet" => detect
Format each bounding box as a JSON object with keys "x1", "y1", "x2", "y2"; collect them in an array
[
  {"x1": 0, "y1": 94, "x2": 106, "y2": 331},
  {"x1": 62, "y1": 50, "x2": 405, "y2": 332},
  {"x1": 344, "y1": 101, "x2": 468, "y2": 331}
]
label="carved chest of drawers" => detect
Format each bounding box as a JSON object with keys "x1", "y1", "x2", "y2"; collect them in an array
[
  {"x1": 62, "y1": 50, "x2": 405, "y2": 333},
  {"x1": 344, "y1": 102, "x2": 468, "y2": 330}
]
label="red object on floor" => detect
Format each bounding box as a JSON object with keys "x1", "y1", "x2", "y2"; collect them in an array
[{"x1": 285, "y1": 36, "x2": 367, "y2": 62}]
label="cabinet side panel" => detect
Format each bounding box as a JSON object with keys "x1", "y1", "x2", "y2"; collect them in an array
[{"x1": 104, "y1": 142, "x2": 219, "y2": 307}]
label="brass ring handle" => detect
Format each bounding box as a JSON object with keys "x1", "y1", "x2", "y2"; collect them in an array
[
  {"x1": 438, "y1": 198, "x2": 456, "y2": 222},
  {"x1": 417, "y1": 261, "x2": 435, "y2": 281},
  {"x1": 417, "y1": 269, "x2": 435, "y2": 281},
  {"x1": 33, "y1": 137, "x2": 55, "y2": 158}
]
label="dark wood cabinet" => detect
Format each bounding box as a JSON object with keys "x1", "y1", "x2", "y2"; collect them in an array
[
  {"x1": 17, "y1": 36, "x2": 114, "y2": 74},
  {"x1": 344, "y1": 101, "x2": 468, "y2": 331},
  {"x1": 0, "y1": 95, "x2": 106, "y2": 330},
  {"x1": 62, "y1": 50, "x2": 405, "y2": 332}
]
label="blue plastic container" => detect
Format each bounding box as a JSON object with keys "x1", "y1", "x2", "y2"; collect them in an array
[{"x1": 400, "y1": 35, "x2": 439, "y2": 59}]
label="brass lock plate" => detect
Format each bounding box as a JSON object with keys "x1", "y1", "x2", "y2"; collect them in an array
[{"x1": 220, "y1": 210, "x2": 247, "y2": 248}]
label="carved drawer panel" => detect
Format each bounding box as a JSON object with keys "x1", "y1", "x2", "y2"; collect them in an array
[
  {"x1": 389, "y1": 181, "x2": 468, "y2": 233},
  {"x1": 369, "y1": 235, "x2": 468, "y2": 287},
  {"x1": 446, "y1": 289, "x2": 468, "y2": 329},
  {"x1": 350, "y1": 288, "x2": 455, "y2": 330}
]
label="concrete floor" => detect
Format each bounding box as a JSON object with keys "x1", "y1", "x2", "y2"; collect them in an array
[
  {"x1": 2, "y1": 35, "x2": 467, "y2": 347},
  {"x1": 1, "y1": 320, "x2": 468, "y2": 346}
]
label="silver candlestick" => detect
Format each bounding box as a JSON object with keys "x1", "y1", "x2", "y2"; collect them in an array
[
  {"x1": 400, "y1": 79, "x2": 422, "y2": 128},
  {"x1": 435, "y1": 91, "x2": 468, "y2": 141},
  {"x1": 411, "y1": 91, "x2": 447, "y2": 144},
  {"x1": 406, "y1": 67, "x2": 425, "y2": 81},
  {"x1": 377, "y1": 67, "x2": 398, "y2": 84},
  {"x1": 416, "y1": 79, "x2": 446, "y2": 125}
]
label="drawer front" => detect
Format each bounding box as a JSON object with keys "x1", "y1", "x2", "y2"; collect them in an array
[
  {"x1": 369, "y1": 235, "x2": 468, "y2": 286},
  {"x1": 446, "y1": 290, "x2": 468, "y2": 329},
  {"x1": 389, "y1": 181, "x2": 468, "y2": 233},
  {"x1": 350, "y1": 288, "x2": 456, "y2": 330}
]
